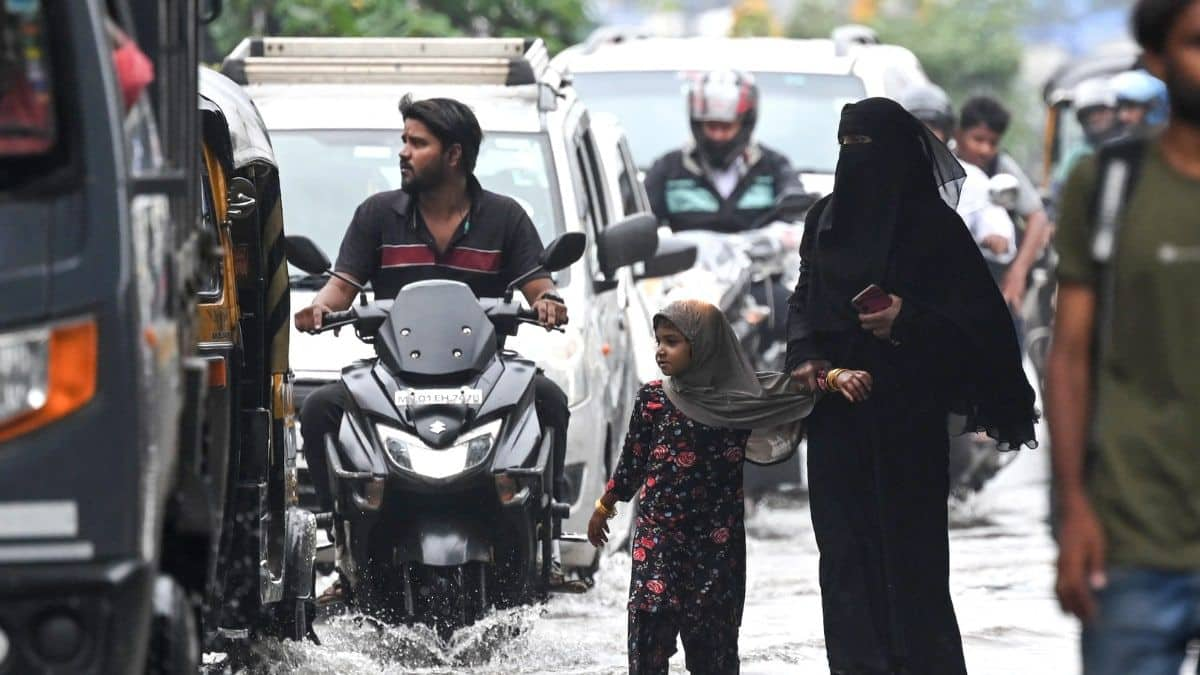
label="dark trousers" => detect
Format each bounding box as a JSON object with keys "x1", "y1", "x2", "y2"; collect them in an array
[
  {"x1": 300, "y1": 374, "x2": 570, "y2": 513},
  {"x1": 628, "y1": 607, "x2": 740, "y2": 674}
]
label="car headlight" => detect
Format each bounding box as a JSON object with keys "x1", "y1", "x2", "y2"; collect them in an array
[
  {"x1": 376, "y1": 418, "x2": 502, "y2": 479},
  {"x1": 0, "y1": 317, "x2": 97, "y2": 443}
]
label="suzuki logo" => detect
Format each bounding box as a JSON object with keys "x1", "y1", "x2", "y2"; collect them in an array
[{"x1": 429, "y1": 420, "x2": 447, "y2": 435}]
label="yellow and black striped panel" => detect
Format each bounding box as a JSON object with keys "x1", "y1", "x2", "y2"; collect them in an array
[{"x1": 260, "y1": 179, "x2": 290, "y2": 385}]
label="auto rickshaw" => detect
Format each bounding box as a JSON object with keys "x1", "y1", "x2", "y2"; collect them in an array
[{"x1": 192, "y1": 66, "x2": 316, "y2": 653}]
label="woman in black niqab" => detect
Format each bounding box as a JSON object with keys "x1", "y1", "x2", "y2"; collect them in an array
[{"x1": 786, "y1": 98, "x2": 1037, "y2": 674}]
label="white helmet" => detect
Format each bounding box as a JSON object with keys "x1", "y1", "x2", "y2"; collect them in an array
[{"x1": 1073, "y1": 77, "x2": 1117, "y2": 113}]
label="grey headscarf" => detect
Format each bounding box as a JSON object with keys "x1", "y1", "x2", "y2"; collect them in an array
[{"x1": 654, "y1": 299, "x2": 817, "y2": 465}]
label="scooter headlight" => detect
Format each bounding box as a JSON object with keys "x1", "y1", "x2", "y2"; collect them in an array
[{"x1": 376, "y1": 419, "x2": 502, "y2": 479}]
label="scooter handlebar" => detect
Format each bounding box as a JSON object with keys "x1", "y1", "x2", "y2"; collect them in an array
[{"x1": 317, "y1": 308, "x2": 357, "y2": 332}]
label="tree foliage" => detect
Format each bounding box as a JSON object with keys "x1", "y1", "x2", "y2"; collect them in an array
[
  {"x1": 206, "y1": 0, "x2": 590, "y2": 61},
  {"x1": 787, "y1": 0, "x2": 1025, "y2": 101},
  {"x1": 730, "y1": 0, "x2": 783, "y2": 38}
]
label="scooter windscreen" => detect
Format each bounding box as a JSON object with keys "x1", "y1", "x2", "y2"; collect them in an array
[{"x1": 375, "y1": 280, "x2": 499, "y2": 381}]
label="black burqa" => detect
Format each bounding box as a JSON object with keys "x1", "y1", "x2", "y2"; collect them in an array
[{"x1": 786, "y1": 98, "x2": 1037, "y2": 674}]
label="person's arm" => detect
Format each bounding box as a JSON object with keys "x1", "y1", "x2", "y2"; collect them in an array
[
  {"x1": 1001, "y1": 157, "x2": 1054, "y2": 309},
  {"x1": 1045, "y1": 153, "x2": 1105, "y2": 621},
  {"x1": 294, "y1": 274, "x2": 361, "y2": 332},
  {"x1": 1048, "y1": 283, "x2": 1106, "y2": 620},
  {"x1": 785, "y1": 207, "x2": 830, "y2": 390},
  {"x1": 974, "y1": 204, "x2": 1017, "y2": 261},
  {"x1": 520, "y1": 277, "x2": 567, "y2": 327},
  {"x1": 503, "y1": 199, "x2": 567, "y2": 328},
  {"x1": 588, "y1": 388, "x2": 654, "y2": 546}
]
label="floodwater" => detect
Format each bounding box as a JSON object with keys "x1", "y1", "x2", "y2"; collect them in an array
[{"x1": 208, "y1": 448, "x2": 1085, "y2": 674}]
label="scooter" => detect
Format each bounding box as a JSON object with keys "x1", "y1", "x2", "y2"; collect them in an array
[{"x1": 285, "y1": 232, "x2": 586, "y2": 638}]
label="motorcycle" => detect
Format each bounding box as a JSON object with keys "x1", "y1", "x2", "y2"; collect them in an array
[{"x1": 285, "y1": 231, "x2": 586, "y2": 638}]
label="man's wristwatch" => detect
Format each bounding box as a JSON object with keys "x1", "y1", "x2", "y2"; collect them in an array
[{"x1": 538, "y1": 291, "x2": 565, "y2": 305}]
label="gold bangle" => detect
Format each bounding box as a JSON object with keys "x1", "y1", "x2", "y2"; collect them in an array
[
  {"x1": 826, "y1": 368, "x2": 844, "y2": 392},
  {"x1": 596, "y1": 498, "x2": 616, "y2": 519}
]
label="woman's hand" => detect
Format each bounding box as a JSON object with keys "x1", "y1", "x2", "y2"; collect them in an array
[
  {"x1": 859, "y1": 295, "x2": 903, "y2": 341},
  {"x1": 790, "y1": 359, "x2": 832, "y2": 393},
  {"x1": 835, "y1": 370, "x2": 873, "y2": 403},
  {"x1": 587, "y1": 507, "x2": 611, "y2": 547}
]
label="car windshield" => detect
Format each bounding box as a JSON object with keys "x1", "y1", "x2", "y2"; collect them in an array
[
  {"x1": 271, "y1": 129, "x2": 563, "y2": 272},
  {"x1": 572, "y1": 71, "x2": 865, "y2": 173}
]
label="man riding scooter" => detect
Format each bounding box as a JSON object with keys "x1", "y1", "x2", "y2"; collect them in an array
[
  {"x1": 294, "y1": 95, "x2": 581, "y2": 598},
  {"x1": 643, "y1": 69, "x2": 803, "y2": 348}
]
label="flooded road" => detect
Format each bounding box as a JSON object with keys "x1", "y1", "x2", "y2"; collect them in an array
[{"x1": 212, "y1": 447, "x2": 1082, "y2": 674}]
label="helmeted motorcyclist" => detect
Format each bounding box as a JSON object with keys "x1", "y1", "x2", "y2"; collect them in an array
[
  {"x1": 643, "y1": 69, "x2": 803, "y2": 352},
  {"x1": 1110, "y1": 69, "x2": 1168, "y2": 131},
  {"x1": 899, "y1": 83, "x2": 1015, "y2": 274},
  {"x1": 294, "y1": 95, "x2": 583, "y2": 596},
  {"x1": 643, "y1": 69, "x2": 802, "y2": 234},
  {"x1": 1053, "y1": 77, "x2": 1121, "y2": 187}
]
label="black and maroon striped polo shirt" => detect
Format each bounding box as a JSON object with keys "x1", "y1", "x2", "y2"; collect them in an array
[{"x1": 333, "y1": 176, "x2": 550, "y2": 300}]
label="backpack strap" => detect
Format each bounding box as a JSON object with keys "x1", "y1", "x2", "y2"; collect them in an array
[{"x1": 1086, "y1": 135, "x2": 1149, "y2": 362}]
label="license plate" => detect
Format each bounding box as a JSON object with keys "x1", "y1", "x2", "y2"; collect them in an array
[{"x1": 395, "y1": 388, "x2": 484, "y2": 407}]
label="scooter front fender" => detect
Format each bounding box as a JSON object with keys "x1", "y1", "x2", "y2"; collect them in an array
[{"x1": 393, "y1": 513, "x2": 494, "y2": 566}]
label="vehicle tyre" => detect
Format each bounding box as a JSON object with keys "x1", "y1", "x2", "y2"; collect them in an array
[{"x1": 145, "y1": 575, "x2": 200, "y2": 675}]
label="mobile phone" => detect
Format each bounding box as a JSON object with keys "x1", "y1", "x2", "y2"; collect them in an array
[{"x1": 851, "y1": 284, "x2": 893, "y2": 314}]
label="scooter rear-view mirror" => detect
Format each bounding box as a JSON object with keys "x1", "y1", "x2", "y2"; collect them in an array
[
  {"x1": 539, "y1": 231, "x2": 587, "y2": 273},
  {"x1": 285, "y1": 235, "x2": 332, "y2": 276}
]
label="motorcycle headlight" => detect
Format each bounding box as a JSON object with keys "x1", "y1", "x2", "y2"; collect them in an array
[{"x1": 376, "y1": 419, "x2": 502, "y2": 479}]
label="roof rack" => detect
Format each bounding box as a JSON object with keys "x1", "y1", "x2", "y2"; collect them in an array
[{"x1": 221, "y1": 37, "x2": 556, "y2": 89}]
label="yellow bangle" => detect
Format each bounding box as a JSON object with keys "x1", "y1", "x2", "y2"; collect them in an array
[
  {"x1": 596, "y1": 498, "x2": 616, "y2": 519},
  {"x1": 826, "y1": 368, "x2": 845, "y2": 392}
]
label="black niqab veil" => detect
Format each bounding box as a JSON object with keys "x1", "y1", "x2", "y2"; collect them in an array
[
  {"x1": 803, "y1": 97, "x2": 1036, "y2": 450},
  {"x1": 810, "y1": 97, "x2": 966, "y2": 331}
]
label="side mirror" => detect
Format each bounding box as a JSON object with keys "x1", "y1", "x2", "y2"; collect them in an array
[
  {"x1": 988, "y1": 173, "x2": 1021, "y2": 211},
  {"x1": 598, "y1": 212, "x2": 658, "y2": 278},
  {"x1": 635, "y1": 237, "x2": 698, "y2": 280},
  {"x1": 285, "y1": 235, "x2": 332, "y2": 276},
  {"x1": 540, "y1": 231, "x2": 587, "y2": 273}
]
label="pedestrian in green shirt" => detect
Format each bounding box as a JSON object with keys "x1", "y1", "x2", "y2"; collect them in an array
[{"x1": 1048, "y1": 2, "x2": 1200, "y2": 673}]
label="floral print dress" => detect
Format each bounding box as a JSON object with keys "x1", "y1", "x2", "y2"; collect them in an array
[{"x1": 607, "y1": 381, "x2": 751, "y2": 621}]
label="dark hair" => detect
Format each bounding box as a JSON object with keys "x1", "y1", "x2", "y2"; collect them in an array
[
  {"x1": 398, "y1": 94, "x2": 484, "y2": 174},
  {"x1": 1133, "y1": 0, "x2": 1197, "y2": 53},
  {"x1": 959, "y1": 96, "x2": 1011, "y2": 136}
]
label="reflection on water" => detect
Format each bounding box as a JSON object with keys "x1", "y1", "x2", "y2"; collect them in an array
[{"x1": 208, "y1": 449, "x2": 1084, "y2": 674}]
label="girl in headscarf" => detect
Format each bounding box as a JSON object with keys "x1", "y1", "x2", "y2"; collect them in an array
[
  {"x1": 588, "y1": 299, "x2": 872, "y2": 674},
  {"x1": 786, "y1": 97, "x2": 1038, "y2": 674}
]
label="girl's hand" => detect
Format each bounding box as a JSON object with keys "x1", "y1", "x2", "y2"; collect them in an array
[
  {"x1": 859, "y1": 295, "x2": 903, "y2": 340},
  {"x1": 836, "y1": 370, "x2": 873, "y2": 403},
  {"x1": 587, "y1": 508, "x2": 611, "y2": 547}
]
